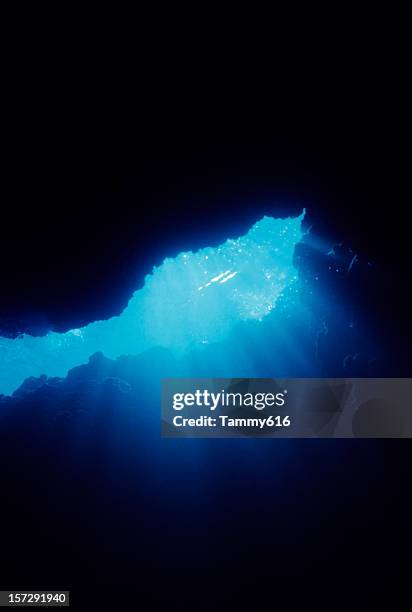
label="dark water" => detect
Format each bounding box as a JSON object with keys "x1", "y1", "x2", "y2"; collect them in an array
[{"x1": 0, "y1": 225, "x2": 409, "y2": 606}]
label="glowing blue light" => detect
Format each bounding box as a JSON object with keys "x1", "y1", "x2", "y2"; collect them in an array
[{"x1": 0, "y1": 212, "x2": 305, "y2": 395}]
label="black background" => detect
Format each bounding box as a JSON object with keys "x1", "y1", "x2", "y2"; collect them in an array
[{"x1": 0, "y1": 68, "x2": 410, "y2": 608}]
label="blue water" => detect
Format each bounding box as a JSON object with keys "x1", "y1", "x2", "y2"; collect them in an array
[{"x1": 0, "y1": 212, "x2": 304, "y2": 396}]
